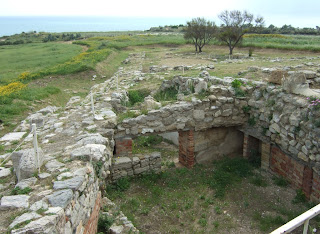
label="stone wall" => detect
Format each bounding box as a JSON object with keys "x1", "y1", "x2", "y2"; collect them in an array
[
  {"x1": 111, "y1": 152, "x2": 161, "y2": 181},
  {"x1": 116, "y1": 78, "x2": 253, "y2": 138},
  {"x1": 241, "y1": 82, "x2": 320, "y2": 201}
]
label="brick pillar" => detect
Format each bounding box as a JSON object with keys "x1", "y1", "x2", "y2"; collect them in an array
[
  {"x1": 311, "y1": 172, "x2": 320, "y2": 202},
  {"x1": 261, "y1": 142, "x2": 271, "y2": 170},
  {"x1": 115, "y1": 137, "x2": 132, "y2": 157},
  {"x1": 179, "y1": 130, "x2": 195, "y2": 168},
  {"x1": 302, "y1": 167, "x2": 313, "y2": 199},
  {"x1": 83, "y1": 192, "x2": 101, "y2": 234}
]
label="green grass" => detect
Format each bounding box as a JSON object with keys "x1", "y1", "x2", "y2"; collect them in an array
[
  {"x1": 253, "y1": 212, "x2": 286, "y2": 232},
  {"x1": 0, "y1": 43, "x2": 83, "y2": 84},
  {"x1": 132, "y1": 135, "x2": 163, "y2": 154},
  {"x1": 107, "y1": 157, "x2": 256, "y2": 232},
  {"x1": 11, "y1": 186, "x2": 32, "y2": 195},
  {"x1": 127, "y1": 89, "x2": 151, "y2": 106},
  {"x1": 241, "y1": 34, "x2": 320, "y2": 52},
  {"x1": 117, "y1": 111, "x2": 140, "y2": 123},
  {"x1": 154, "y1": 86, "x2": 178, "y2": 102}
]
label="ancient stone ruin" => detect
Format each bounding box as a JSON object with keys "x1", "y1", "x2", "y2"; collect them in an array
[{"x1": 1, "y1": 52, "x2": 320, "y2": 233}]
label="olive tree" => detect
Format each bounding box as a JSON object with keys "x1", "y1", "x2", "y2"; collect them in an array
[
  {"x1": 184, "y1": 18, "x2": 217, "y2": 53},
  {"x1": 218, "y1": 10, "x2": 264, "y2": 55}
]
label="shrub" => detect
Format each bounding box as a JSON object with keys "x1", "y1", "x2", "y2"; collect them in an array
[
  {"x1": 107, "y1": 177, "x2": 131, "y2": 192},
  {"x1": 248, "y1": 48, "x2": 254, "y2": 57},
  {"x1": 272, "y1": 176, "x2": 289, "y2": 187},
  {"x1": 248, "y1": 117, "x2": 256, "y2": 126},
  {"x1": 128, "y1": 89, "x2": 150, "y2": 106},
  {"x1": 117, "y1": 111, "x2": 139, "y2": 122},
  {"x1": 154, "y1": 87, "x2": 178, "y2": 102},
  {"x1": 134, "y1": 135, "x2": 163, "y2": 148},
  {"x1": 97, "y1": 213, "x2": 114, "y2": 233},
  {"x1": 242, "y1": 105, "x2": 251, "y2": 113},
  {"x1": 250, "y1": 174, "x2": 268, "y2": 187},
  {"x1": 292, "y1": 189, "x2": 307, "y2": 204},
  {"x1": 0, "y1": 82, "x2": 27, "y2": 97},
  {"x1": 231, "y1": 79, "x2": 242, "y2": 88}
]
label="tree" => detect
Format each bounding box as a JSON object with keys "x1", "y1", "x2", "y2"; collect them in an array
[
  {"x1": 184, "y1": 18, "x2": 217, "y2": 53},
  {"x1": 217, "y1": 10, "x2": 264, "y2": 55}
]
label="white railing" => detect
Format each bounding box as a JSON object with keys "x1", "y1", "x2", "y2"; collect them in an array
[{"x1": 271, "y1": 203, "x2": 320, "y2": 234}]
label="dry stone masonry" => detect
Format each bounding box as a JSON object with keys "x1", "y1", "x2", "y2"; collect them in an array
[{"x1": 1, "y1": 51, "x2": 320, "y2": 233}]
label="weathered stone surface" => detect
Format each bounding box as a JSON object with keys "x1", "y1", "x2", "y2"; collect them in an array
[
  {"x1": 53, "y1": 176, "x2": 85, "y2": 190},
  {"x1": 0, "y1": 132, "x2": 26, "y2": 142},
  {"x1": 71, "y1": 144, "x2": 107, "y2": 161},
  {"x1": 143, "y1": 96, "x2": 161, "y2": 110},
  {"x1": 269, "y1": 123, "x2": 280, "y2": 133},
  {"x1": 113, "y1": 157, "x2": 132, "y2": 170},
  {"x1": 0, "y1": 195, "x2": 30, "y2": 209},
  {"x1": 302, "y1": 70, "x2": 317, "y2": 79},
  {"x1": 57, "y1": 172, "x2": 74, "y2": 180},
  {"x1": 47, "y1": 189, "x2": 73, "y2": 208},
  {"x1": 37, "y1": 106, "x2": 58, "y2": 115},
  {"x1": 11, "y1": 209, "x2": 65, "y2": 234},
  {"x1": 298, "y1": 152, "x2": 308, "y2": 162},
  {"x1": 45, "y1": 160, "x2": 64, "y2": 173},
  {"x1": 110, "y1": 225, "x2": 124, "y2": 234},
  {"x1": 30, "y1": 200, "x2": 49, "y2": 211},
  {"x1": 134, "y1": 166, "x2": 150, "y2": 174},
  {"x1": 11, "y1": 148, "x2": 44, "y2": 181},
  {"x1": 38, "y1": 173, "x2": 51, "y2": 179},
  {"x1": 195, "y1": 80, "x2": 208, "y2": 93},
  {"x1": 0, "y1": 167, "x2": 11, "y2": 178},
  {"x1": 9, "y1": 212, "x2": 41, "y2": 228},
  {"x1": 15, "y1": 177, "x2": 37, "y2": 189},
  {"x1": 77, "y1": 133, "x2": 107, "y2": 146},
  {"x1": 193, "y1": 110, "x2": 205, "y2": 121}
]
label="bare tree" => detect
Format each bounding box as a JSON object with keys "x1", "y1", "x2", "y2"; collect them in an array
[
  {"x1": 218, "y1": 10, "x2": 264, "y2": 55},
  {"x1": 184, "y1": 18, "x2": 217, "y2": 53}
]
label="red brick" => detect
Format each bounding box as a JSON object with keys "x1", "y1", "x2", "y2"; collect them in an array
[{"x1": 83, "y1": 192, "x2": 101, "y2": 234}]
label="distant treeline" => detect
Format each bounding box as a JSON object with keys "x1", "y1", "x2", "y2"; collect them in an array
[
  {"x1": 0, "y1": 32, "x2": 83, "y2": 46},
  {"x1": 149, "y1": 24, "x2": 320, "y2": 35},
  {"x1": 259, "y1": 24, "x2": 320, "y2": 35}
]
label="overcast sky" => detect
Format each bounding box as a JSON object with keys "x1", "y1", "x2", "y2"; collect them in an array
[{"x1": 1, "y1": 0, "x2": 319, "y2": 28}]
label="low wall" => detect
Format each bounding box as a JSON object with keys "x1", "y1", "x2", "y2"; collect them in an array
[{"x1": 111, "y1": 152, "x2": 162, "y2": 181}]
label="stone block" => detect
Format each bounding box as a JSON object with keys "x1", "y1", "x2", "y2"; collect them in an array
[
  {"x1": 53, "y1": 176, "x2": 85, "y2": 190},
  {"x1": 113, "y1": 157, "x2": 132, "y2": 170},
  {"x1": 134, "y1": 166, "x2": 150, "y2": 175},
  {"x1": 47, "y1": 189, "x2": 73, "y2": 208},
  {"x1": 1, "y1": 195, "x2": 30, "y2": 209},
  {"x1": 12, "y1": 148, "x2": 44, "y2": 182}
]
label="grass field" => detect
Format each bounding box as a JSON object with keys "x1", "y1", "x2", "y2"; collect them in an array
[
  {"x1": 0, "y1": 42, "x2": 83, "y2": 84},
  {"x1": 1, "y1": 32, "x2": 320, "y2": 134},
  {"x1": 241, "y1": 34, "x2": 320, "y2": 52},
  {"x1": 106, "y1": 138, "x2": 317, "y2": 233}
]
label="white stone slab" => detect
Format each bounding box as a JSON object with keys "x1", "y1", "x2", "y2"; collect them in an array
[{"x1": 0, "y1": 132, "x2": 26, "y2": 142}]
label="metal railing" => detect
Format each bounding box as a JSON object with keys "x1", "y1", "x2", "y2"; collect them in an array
[{"x1": 271, "y1": 203, "x2": 320, "y2": 234}]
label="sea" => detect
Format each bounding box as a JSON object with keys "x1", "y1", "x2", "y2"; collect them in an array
[{"x1": 0, "y1": 16, "x2": 188, "y2": 37}]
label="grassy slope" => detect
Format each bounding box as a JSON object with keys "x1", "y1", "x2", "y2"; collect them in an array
[{"x1": 0, "y1": 42, "x2": 83, "y2": 84}]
